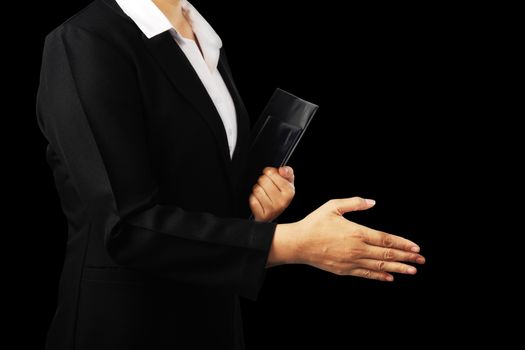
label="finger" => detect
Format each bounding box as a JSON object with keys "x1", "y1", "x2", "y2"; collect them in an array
[
  {"x1": 252, "y1": 183, "x2": 272, "y2": 208},
  {"x1": 357, "y1": 259, "x2": 418, "y2": 275},
  {"x1": 362, "y1": 228, "x2": 421, "y2": 253},
  {"x1": 350, "y1": 268, "x2": 393, "y2": 282},
  {"x1": 263, "y1": 167, "x2": 295, "y2": 193},
  {"x1": 365, "y1": 245, "x2": 426, "y2": 265},
  {"x1": 278, "y1": 166, "x2": 295, "y2": 184},
  {"x1": 330, "y1": 197, "x2": 376, "y2": 215},
  {"x1": 257, "y1": 173, "x2": 281, "y2": 200},
  {"x1": 249, "y1": 194, "x2": 264, "y2": 216}
]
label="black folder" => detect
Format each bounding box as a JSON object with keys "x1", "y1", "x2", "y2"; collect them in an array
[{"x1": 244, "y1": 88, "x2": 319, "y2": 219}]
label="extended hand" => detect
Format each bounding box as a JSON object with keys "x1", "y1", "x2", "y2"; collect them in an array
[
  {"x1": 249, "y1": 166, "x2": 295, "y2": 222},
  {"x1": 269, "y1": 197, "x2": 425, "y2": 281}
]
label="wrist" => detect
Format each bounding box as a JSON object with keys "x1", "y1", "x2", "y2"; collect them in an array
[{"x1": 266, "y1": 222, "x2": 302, "y2": 267}]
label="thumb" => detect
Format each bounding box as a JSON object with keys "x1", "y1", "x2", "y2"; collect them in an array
[
  {"x1": 331, "y1": 197, "x2": 376, "y2": 215},
  {"x1": 278, "y1": 166, "x2": 294, "y2": 182}
]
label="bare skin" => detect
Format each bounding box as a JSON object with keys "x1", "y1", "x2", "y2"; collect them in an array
[
  {"x1": 152, "y1": 0, "x2": 196, "y2": 41},
  {"x1": 152, "y1": 0, "x2": 425, "y2": 281},
  {"x1": 269, "y1": 197, "x2": 425, "y2": 281},
  {"x1": 249, "y1": 166, "x2": 295, "y2": 222}
]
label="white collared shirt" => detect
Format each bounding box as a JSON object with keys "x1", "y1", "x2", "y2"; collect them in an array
[{"x1": 115, "y1": 0, "x2": 238, "y2": 158}]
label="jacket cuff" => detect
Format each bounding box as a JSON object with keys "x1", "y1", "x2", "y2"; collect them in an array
[{"x1": 238, "y1": 220, "x2": 278, "y2": 300}]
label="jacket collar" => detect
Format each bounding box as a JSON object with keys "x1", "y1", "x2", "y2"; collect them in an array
[{"x1": 114, "y1": 0, "x2": 222, "y2": 72}]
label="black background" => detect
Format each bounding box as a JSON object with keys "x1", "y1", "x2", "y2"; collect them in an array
[{"x1": 10, "y1": 0, "x2": 474, "y2": 348}]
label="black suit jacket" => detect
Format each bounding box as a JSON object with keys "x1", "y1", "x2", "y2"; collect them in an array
[{"x1": 36, "y1": 1, "x2": 277, "y2": 349}]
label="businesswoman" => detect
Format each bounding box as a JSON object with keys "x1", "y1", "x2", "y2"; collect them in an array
[{"x1": 37, "y1": 0, "x2": 425, "y2": 349}]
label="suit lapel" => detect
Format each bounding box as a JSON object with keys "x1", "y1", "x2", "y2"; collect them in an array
[
  {"x1": 218, "y1": 50, "x2": 253, "y2": 212},
  {"x1": 218, "y1": 49, "x2": 250, "y2": 165},
  {"x1": 141, "y1": 32, "x2": 233, "y2": 170}
]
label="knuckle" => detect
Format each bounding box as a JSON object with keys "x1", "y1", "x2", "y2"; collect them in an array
[
  {"x1": 361, "y1": 270, "x2": 372, "y2": 279},
  {"x1": 323, "y1": 259, "x2": 337, "y2": 273},
  {"x1": 383, "y1": 249, "x2": 394, "y2": 260},
  {"x1": 377, "y1": 261, "x2": 386, "y2": 271},
  {"x1": 348, "y1": 247, "x2": 364, "y2": 259},
  {"x1": 350, "y1": 228, "x2": 365, "y2": 241},
  {"x1": 382, "y1": 234, "x2": 394, "y2": 248},
  {"x1": 264, "y1": 167, "x2": 276, "y2": 176},
  {"x1": 335, "y1": 254, "x2": 347, "y2": 264}
]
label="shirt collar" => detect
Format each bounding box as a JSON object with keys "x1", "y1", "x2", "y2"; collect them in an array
[{"x1": 115, "y1": 0, "x2": 222, "y2": 71}]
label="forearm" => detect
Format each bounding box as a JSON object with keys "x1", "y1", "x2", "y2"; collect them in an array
[{"x1": 266, "y1": 222, "x2": 302, "y2": 267}]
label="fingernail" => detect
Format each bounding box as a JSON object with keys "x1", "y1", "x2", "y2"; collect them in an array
[
  {"x1": 411, "y1": 246, "x2": 420, "y2": 253},
  {"x1": 386, "y1": 275, "x2": 394, "y2": 281},
  {"x1": 407, "y1": 267, "x2": 417, "y2": 274},
  {"x1": 365, "y1": 199, "x2": 376, "y2": 206},
  {"x1": 416, "y1": 257, "x2": 426, "y2": 264}
]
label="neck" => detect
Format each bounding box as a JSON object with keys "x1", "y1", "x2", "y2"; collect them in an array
[{"x1": 152, "y1": 0, "x2": 185, "y2": 29}]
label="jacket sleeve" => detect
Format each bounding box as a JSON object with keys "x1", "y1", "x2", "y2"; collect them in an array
[{"x1": 36, "y1": 26, "x2": 276, "y2": 300}]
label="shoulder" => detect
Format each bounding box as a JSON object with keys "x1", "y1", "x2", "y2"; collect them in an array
[{"x1": 44, "y1": 0, "x2": 141, "y2": 54}]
